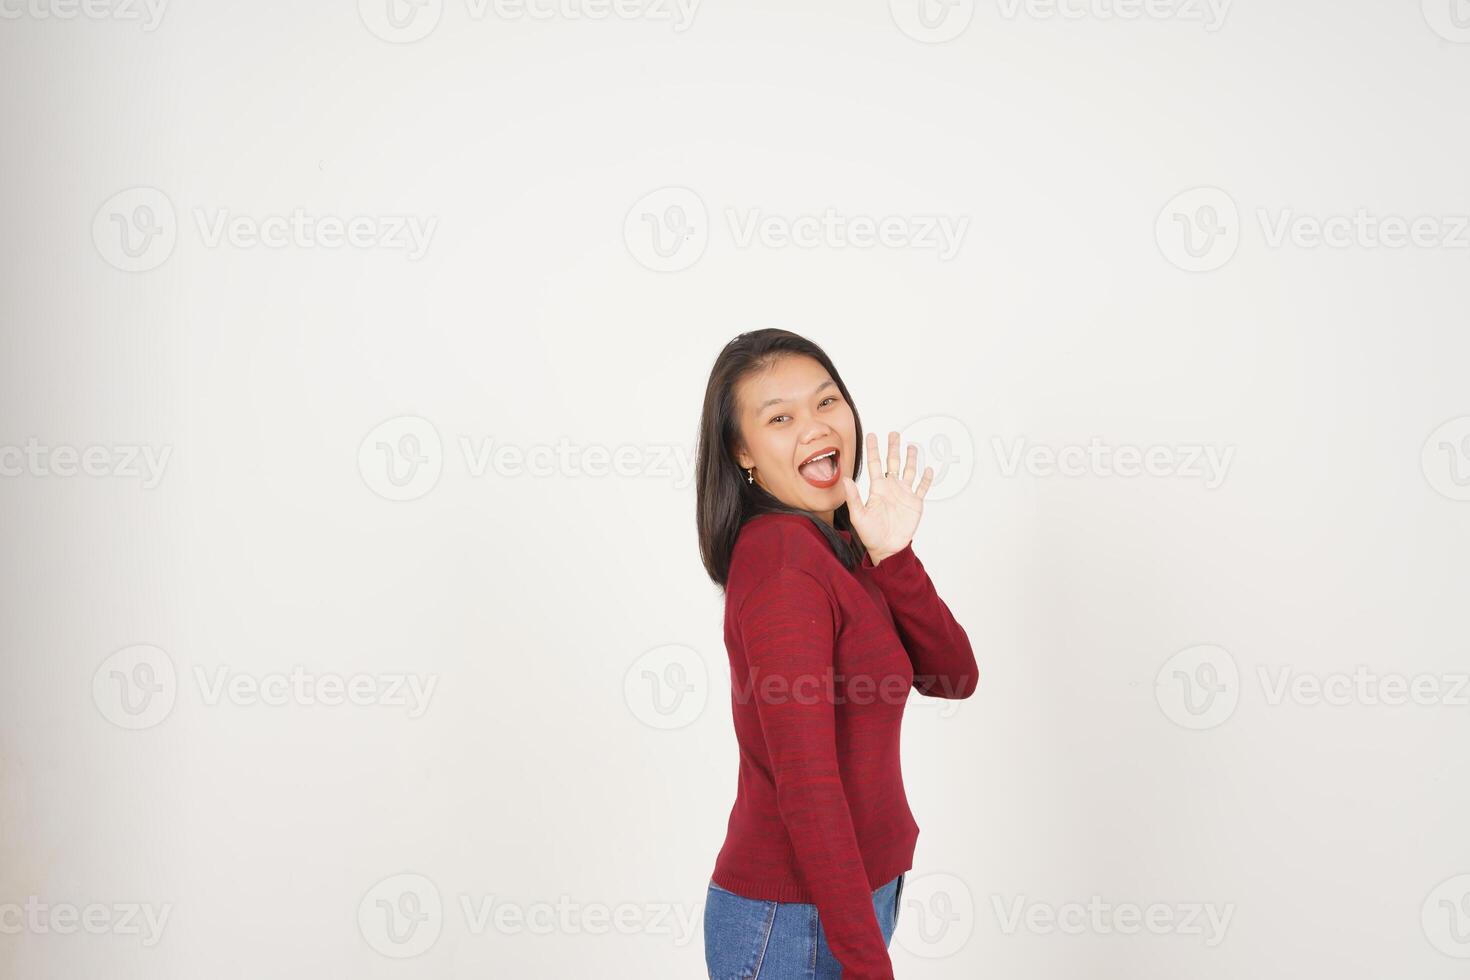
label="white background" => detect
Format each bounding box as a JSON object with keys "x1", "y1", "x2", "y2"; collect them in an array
[{"x1": 2, "y1": 0, "x2": 1469, "y2": 976}]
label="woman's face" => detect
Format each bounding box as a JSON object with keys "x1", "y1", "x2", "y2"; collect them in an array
[{"x1": 733, "y1": 354, "x2": 857, "y2": 525}]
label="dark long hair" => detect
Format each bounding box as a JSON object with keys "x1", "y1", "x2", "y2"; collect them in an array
[{"x1": 695, "y1": 329, "x2": 868, "y2": 590}]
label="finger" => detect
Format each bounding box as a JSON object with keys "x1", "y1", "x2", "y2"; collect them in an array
[
  {"x1": 841, "y1": 475, "x2": 863, "y2": 515},
  {"x1": 886, "y1": 430, "x2": 900, "y2": 480},
  {"x1": 915, "y1": 465, "x2": 934, "y2": 500},
  {"x1": 901, "y1": 443, "x2": 918, "y2": 488},
  {"x1": 866, "y1": 431, "x2": 882, "y2": 478}
]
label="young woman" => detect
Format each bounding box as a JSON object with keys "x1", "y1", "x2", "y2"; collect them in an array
[{"x1": 695, "y1": 329, "x2": 979, "y2": 979}]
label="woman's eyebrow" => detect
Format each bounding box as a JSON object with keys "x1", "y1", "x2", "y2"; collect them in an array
[{"x1": 754, "y1": 379, "x2": 835, "y2": 413}]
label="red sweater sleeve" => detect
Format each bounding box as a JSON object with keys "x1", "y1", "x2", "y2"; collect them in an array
[
  {"x1": 862, "y1": 541, "x2": 979, "y2": 699},
  {"x1": 735, "y1": 566, "x2": 897, "y2": 980}
]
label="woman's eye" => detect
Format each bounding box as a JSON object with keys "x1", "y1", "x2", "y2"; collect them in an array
[{"x1": 769, "y1": 398, "x2": 836, "y2": 424}]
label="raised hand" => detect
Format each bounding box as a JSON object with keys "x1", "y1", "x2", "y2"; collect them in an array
[{"x1": 840, "y1": 430, "x2": 934, "y2": 564}]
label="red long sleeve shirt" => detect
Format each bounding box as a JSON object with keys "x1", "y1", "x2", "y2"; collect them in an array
[{"x1": 709, "y1": 512, "x2": 978, "y2": 979}]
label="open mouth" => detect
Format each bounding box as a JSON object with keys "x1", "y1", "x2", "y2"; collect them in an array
[{"x1": 797, "y1": 446, "x2": 841, "y2": 489}]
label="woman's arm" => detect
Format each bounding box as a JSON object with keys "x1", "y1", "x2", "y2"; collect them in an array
[
  {"x1": 841, "y1": 431, "x2": 978, "y2": 699},
  {"x1": 862, "y1": 541, "x2": 979, "y2": 699},
  {"x1": 737, "y1": 565, "x2": 897, "y2": 980}
]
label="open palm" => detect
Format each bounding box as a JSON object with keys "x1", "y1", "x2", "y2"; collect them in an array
[{"x1": 841, "y1": 430, "x2": 934, "y2": 561}]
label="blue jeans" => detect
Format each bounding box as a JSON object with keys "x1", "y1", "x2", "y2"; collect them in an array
[{"x1": 703, "y1": 872, "x2": 905, "y2": 979}]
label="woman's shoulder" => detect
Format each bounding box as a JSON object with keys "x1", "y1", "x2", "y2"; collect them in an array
[
  {"x1": 726, "y1": 514, "x2": 844, "y2": 620},
  {"x1": 729, "y1": 514, "x2": 843, "y2": 581}
]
